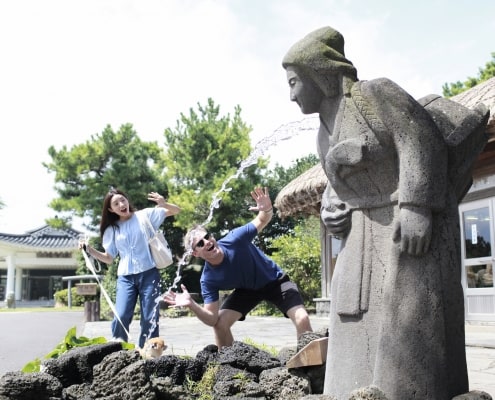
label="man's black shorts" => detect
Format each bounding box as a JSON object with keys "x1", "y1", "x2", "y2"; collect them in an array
[{"x1": 220, "y1": 274, "x2": 304, "y2": 320}]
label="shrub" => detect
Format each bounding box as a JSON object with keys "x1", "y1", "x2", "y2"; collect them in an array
[
  {"x1": 54, "y1": 287, "x2": 86, "y2": 307},
  {"x1": 269, "y1": 216, "x2": 321, "y2": 307}
]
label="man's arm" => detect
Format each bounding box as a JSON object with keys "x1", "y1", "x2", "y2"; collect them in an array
[
  {"x1": 192, "y1": 301, "x2": 220, "y2": 327},
  {"x1": 163, "y1": 285, "x2": 220, "y2": 326},
  {"x1": 249, "y1": 187, "x2": 273, "y2": 233}
]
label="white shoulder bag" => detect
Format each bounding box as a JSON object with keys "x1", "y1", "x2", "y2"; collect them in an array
[{"x1": 142, "y1": 213, "x2": 174, "y2": 269}]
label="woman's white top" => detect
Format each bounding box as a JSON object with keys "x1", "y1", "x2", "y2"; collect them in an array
[{"x1": 103, "y1": 207, "x2": 166, "y2": 276}]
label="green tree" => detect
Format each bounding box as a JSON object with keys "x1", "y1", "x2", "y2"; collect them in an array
[
  {"x1": 443, "y1": 52, "x2": 495, "y2": 97},
  {"x1": 43, "y1": 123, "x2": 167, "y2": 231},
  {"x1": 258, "y1": 154, "x2": 319, "y2": 254},
  {"x1": 163, "y1": 98, "x2": 269, "y2": 238},
  {"x1": 269, "y1": 154, "x2": 319, "y2": 191},
  {"x1": 269, "y1": 215, "x2": 321, "y2": 306}
]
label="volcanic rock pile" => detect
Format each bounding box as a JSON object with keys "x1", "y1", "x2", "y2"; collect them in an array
[{"x1": 0, "y1": 332, "x2": 327, "y2": 400}]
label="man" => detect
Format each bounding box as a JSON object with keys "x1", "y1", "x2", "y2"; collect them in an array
[{"x1": 163, "y1": 187, "x2": 312, "y2": 349}]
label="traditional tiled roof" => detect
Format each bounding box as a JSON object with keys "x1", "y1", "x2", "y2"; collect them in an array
[{"x1": 0, "y1": 225, "x2": 82, "y2": 251}]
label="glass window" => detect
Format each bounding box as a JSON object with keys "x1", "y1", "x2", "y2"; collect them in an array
[
  {"x1": 466, "y1": 264, "x2": 494, "y2": 288},
  {"x1": 463, "y1": 207, "x2": 491, "y2": 259}
]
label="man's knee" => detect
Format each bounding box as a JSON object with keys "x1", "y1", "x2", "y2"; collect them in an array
[
  {"x1": 288, "y1": 305, "x2": 311, "y2": 325},
  {"x1": 213, "y1": 319, "x2": 228, "y2": 335},
  {"x1": 288, "y1": 304, "x2": 307, "y2": 317},
  {"x1": 214, "y1": 310, "x2": 240, "y2": 332}
]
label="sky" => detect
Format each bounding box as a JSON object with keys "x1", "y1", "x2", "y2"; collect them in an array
[{"x1": 1, "y1": 0, "x2": 494, "y2": 234}]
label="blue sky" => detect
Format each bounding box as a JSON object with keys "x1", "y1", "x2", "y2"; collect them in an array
[{"x1": 1, "y1": 0, "x2": 494, "y2": 233}]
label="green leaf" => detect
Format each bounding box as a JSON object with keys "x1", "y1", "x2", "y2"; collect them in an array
[
  {"x1": 21, "y1": 359, "x2": 41, "y2": 373},
  {"x1": 21, "y1": 326, "x2": 111, "y2": 373}
]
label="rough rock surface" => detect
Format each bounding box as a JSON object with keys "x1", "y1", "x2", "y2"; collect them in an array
[
  {"x1": 0, "y1": 371, "x2": 63, "y2": 400},
  {"x1": 2, "y1": 332, "x2": 488, "y2": 400},
  {"x1": 0, "y1": 332, "x2": 326, "y2": 400},
  {"x1": 42, "y1": 342, "x2": 122, "y2": 387}
]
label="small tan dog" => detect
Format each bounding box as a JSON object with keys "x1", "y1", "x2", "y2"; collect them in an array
[{"x1": 138, "y1": 337, "x2": 167, "y2": 359}]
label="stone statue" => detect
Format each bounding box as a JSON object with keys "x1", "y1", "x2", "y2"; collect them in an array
[{"x1": 282, "y1": 26, "x2": 489, "y2": 400}]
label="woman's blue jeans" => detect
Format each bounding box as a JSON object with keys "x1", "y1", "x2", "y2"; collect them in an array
[{"x1": 111, "y1": 268, "x2": 161, "y2": 348}]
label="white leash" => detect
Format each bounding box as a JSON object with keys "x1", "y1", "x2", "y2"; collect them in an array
[{"x1": 82, "y1": 248, "x2": 131, "y2": 340}]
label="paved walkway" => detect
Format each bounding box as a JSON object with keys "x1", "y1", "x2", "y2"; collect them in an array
[{"x1": 83, "y1": 316, "x2": 495, "y2": 397}]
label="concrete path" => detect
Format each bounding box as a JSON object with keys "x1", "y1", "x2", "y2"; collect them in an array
[{"x1": 0, "y1": 311, "x2": 85, "y2": 374}]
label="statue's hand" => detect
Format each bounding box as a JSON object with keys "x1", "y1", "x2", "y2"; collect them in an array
[
  {"x1": 393, "y1": 206, "x2": 432, "y2": 256},
  {"x1": 321, "y1": 205, "x2": 351, "y2": 239}
]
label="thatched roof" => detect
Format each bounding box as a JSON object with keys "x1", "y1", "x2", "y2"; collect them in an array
[
  {"x1": 274, "y1": 77, "x2": 495, "y2": 219},
  {"x1": 452, "y1": 77, "x2": 495, "y2": 137},
  {"x1": 274, "y1": 163, "x2": 326, "y2": 219}
]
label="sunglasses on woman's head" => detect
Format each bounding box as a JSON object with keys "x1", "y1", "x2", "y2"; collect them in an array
[{"x1": 194, "y1": 232, "x2": 211, "y2": 249}]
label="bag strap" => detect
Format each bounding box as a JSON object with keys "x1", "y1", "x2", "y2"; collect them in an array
[{"x1": 139, "y1": 211, "x2": 157, "y2": 240}]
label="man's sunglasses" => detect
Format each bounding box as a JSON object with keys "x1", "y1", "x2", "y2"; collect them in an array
[{"x1": 194, "y1": 232, "x2": 211, "y2": 250}]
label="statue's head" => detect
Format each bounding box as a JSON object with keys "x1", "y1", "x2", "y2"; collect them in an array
[{"x1": 282, "y1": 26, "x2": 357, "y2": 97}]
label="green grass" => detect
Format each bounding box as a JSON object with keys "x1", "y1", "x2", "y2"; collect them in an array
[
  {"x1": 185, "y1": 363, "x2": 219, "y2": 400},
  {"x1": 242, "y1": 337, "x2": 279, "y2": 356}
]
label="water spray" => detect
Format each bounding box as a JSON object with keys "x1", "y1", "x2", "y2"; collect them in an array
[{"x1": 167, "y1": 116, "x2": 319, "y2": 291}]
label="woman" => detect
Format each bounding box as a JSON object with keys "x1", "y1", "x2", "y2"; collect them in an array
[
  {"x1": 281, "y1": 26, "x2": 484, "y2": 400},
  {"x1": 82, "y1": 188, "x2": 180, "y2": 348}
]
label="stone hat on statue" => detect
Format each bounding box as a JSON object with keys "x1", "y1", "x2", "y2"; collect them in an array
[{"x1": 282, "y1": 26, "x2": 357, "y2": 80}]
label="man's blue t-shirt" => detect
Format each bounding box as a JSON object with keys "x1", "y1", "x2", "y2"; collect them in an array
[{"x1": 200, "y1": 222, "x2": 284, "y2": 304}]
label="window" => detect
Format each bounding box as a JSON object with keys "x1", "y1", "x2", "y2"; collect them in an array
[
  {"x1": 463, "y1": 207, "x2": 491, "y2": 259},
  {"x1": 466, "y1": 264, "x2": 494, "y2": 288}
]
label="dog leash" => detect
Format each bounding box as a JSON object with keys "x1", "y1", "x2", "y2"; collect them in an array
[{"x1": 82, "y1": 248, "x2": 131, "y2": 340}]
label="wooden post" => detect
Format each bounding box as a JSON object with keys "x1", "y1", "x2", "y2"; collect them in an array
[
  {"x1": 286, "y1": 337, "x2": 328, "y2": 368},
  {"x1": 84, "y1": 300, "x2": 100, "y2": 322}
]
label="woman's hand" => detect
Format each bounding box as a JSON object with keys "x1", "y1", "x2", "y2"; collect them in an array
[
  {"x1": 78, "y1": 235, "x2": 88, "y2": 251},
  {"x1": 148, "y1": 191, "x2": 181, "y2": 216},
  {"x1": 148, "y1": 191, "x2": 166, "y2": 207}
]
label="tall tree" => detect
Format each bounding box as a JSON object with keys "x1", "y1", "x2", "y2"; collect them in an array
[
  {"x1": 43, "y1": 123, "x2": 167, "y2": 231},
  {"x1": 268, "y1": 154, "x2": 319, "y2": 193},
  {"x1": 443, "y1": 52, "x2": 495, "y2": 97},
  {"x1": 270, "y1": 215, "x2": 321, "y2": 306},
  {"x1": 163, "y1": 98, "x2": 268, "y2": 238},
  {"x1": 258, "y1": 154, "x2": 319, "y2": 254}
]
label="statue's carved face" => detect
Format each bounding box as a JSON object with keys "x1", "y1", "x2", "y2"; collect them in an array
[{"x1": 286, "y1": 66, "x2": 324, "y2": 114}]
